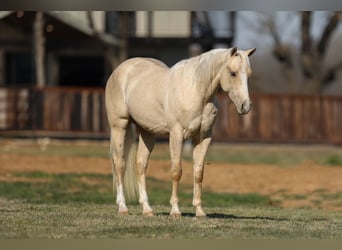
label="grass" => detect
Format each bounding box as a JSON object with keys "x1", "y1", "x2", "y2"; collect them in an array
[
  {"x1": 0, "y1": 169, "x2": 341, "y2": 239},
  {"x1": 153, "y1": 142, "x2": 342, "y2": 167},
  {"x1": 0, "y1": 139, "x2": 109, "y2": 158},
  {"x1": 0, "y1": 172, "x2": 113, "y2": 204},
  {"x1": 1, "y1": 139, "x2": 342, "y2": 238},
  {"x1": 324, "y1": 154, "x2": 342, "y2": 166},
  {"x1": 0, "y1": 171, "x2": 270, "y2": 207},
  {"x1": 1, "y1": 199, "x2": 341, "y2": 239},
  {"x1": 203, "y1": 143, "x2": 342, "y2": 167},
  {"x1": 1, "y1": 139, "x2": 342, "y2": 167}
]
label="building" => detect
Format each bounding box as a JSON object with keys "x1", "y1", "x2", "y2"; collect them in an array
[
  {"x1": 0, "y1": 11, "x2": 118, "y2": 87},
  {"x1": 0, "y1": 11, "x2": 234, "y2": 133},
  {"x1": 0, "y1": 11, "x2": 235, "y2": 87}
]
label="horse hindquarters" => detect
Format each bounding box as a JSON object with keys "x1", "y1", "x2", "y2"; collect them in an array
[{"x1": 106, "y1": 69, "x2": 139, "y2": 214}]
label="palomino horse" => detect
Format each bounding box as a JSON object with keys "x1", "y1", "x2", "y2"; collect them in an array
[{"x1": 105, "y1": 47, "x2": 256, "y2": 217}]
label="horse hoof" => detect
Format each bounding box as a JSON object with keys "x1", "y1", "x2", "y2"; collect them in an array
[
  {"x1": 194, "y1": 215, "x2": 208, "y2": 220},
  {"x1": 143, "y1": 211, "x2": 154, "y2": 217},
  {"x1": 118, "y1": 210, "x2": 129, "y2": 216},
  {"x1": 170, "y1": 213, "x2": 182, "y2": 218}
]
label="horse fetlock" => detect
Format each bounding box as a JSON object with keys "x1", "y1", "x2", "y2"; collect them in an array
[
  {"x1": 170, "y1": 207, "x2": 182, "y2": 217},
  {"x1": 143, "y1": 210, "x2": 154, "y2": 217},
  {"x1": 117, "y1": 203, "x2": 129, "y2": 214},
  {"x1": 170, "y1": 196, "x2": 181, "y2": 214},
  {"x1": 140, "y1": 199, "x2": 153, "y2": 211}
]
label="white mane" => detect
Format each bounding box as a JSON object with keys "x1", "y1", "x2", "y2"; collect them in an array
[{"x1": 169, "y1": 48, "x2": 231, "y2": 86}]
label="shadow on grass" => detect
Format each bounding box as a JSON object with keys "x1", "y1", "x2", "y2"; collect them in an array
[
  {"x1": 156, "y1": 212, "x2": 287, "y2": 221},
  {"x1": 207, "y1": 213, "x2": 287, "y2": 221}
]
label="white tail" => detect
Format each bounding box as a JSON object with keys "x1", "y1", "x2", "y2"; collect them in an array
[{"x1": 110, "y1": 124, "x2": 139, "y2": 202}]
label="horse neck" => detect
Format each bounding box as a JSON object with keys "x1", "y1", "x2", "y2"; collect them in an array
[{"x1": 193, "y1": 49, "x2": 229, "y2": 99}]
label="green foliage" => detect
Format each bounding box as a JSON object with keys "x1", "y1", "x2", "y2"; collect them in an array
[{"x1": 323, "y1": 154, "x2": 342, "y2": 166}]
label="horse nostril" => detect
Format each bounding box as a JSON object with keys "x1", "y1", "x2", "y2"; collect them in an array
[{"x1": 241, "y1": 101, "x2": 251, "y2": 114}]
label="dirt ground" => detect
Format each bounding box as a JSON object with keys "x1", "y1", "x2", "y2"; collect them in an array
[{"x1": 1, "y1": 152, "x2": 342, "y2": 211}]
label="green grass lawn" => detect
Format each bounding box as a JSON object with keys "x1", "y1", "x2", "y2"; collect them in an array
[
  {"x1": 0, "y1": 169, "x2": 341, "y2": 239},
  {"x1": 0, "y1": 171, "x2": 270, "y2": 207},
  {"x1": 1, "y1": 198, "x2": 341, "y2": 239},
  {"x1": 1, "y1": 139, "x2": 342, "y2": 239}
]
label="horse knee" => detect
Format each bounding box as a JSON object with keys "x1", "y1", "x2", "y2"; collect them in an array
[{"x1": 171, "y1": 166, "x2": 182, "y2": 181}]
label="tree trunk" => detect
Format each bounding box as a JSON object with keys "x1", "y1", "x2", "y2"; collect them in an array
[
  {"x1": 118, "y1": 12, "x2": 130, "y2": 63},
  {"x1": 34, "y1": 12, "x2": 45, "y2": 87}
]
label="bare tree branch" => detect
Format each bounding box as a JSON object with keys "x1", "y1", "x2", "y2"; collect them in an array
[
  {"x1": 267, "y1": 15, "x2": 281, "y2": 45},
  {"x1": 301, "y1": 11, "x2": 312, "y2": 54},
  {"x1": 317, "y1": 11, "x2": 341, "y2": 57},
  {"x1": 265, "y1": 15, "x2": 293, "y2": 68},
  {"x1": 323, "y1": 61, "x2": 342, "y2": 84},
  {"x1": 229, "y1": 11, "x2": 236, "y2": 45},
  {"x1": 300, "y1": 11, "x2": 317, "y2": 78}
]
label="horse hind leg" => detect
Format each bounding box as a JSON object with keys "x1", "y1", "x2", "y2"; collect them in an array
[
  {"x1": 169, "y1": 126, "x2": 184, "y2": 217},
  {"x1": 136, "y1": 128, "x2": 155, "y2": 216},
  {"x1": 110, "y1": 122, "x2": 129, "y2": 215}
]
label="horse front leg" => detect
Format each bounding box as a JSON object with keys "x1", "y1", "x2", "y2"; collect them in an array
[
  {"x1": 192, "y1": 103, "x2": 217, "y2": 217},
  {"x1": 169, "y1": 126, "x2": 184, "y2": 217},
  {"x1": 192, "y1": 136, "x2": 212, "y2": 217}
]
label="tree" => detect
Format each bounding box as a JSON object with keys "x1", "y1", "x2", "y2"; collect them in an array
[
  {"x1": 265, "y1": 11, "x2": 341, "y2": 93},
  {"x1": 34, "y1": 11, "x2": 45, "y2": 87},
  {"x1": 190, "y1": 11, "x2": 236, "y2": 56}
]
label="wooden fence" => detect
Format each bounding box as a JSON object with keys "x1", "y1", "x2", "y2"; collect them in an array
[
  {"x1": 0, "y1": 87, "x2": 341, "y2": 144},
  {"x1": 213, "y1": 92, "x2": 342, "y2": 144}
]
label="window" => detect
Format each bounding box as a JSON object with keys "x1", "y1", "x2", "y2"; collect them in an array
[
  {"x1": 58, "y1": 56, "x2": 105, "y2": 87},
  {"x1": 5, "y1": 52, "x2": 34, "y2": 85}
]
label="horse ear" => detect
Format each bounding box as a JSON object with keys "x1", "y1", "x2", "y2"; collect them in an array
[
  {"x1": 246, "y1": 48, "x2": 256, "y2": 57},
  {"x1": 230, "y1": 47, "x2": 238, "y2": 57}
]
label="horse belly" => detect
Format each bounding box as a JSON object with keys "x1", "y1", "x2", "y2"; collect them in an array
[
  {"x1": 129, "y1": 104, "x2": 169, "y2": 134},
  {"x1": 126, "y1": 86, "x2": 168, "y2": 134}
]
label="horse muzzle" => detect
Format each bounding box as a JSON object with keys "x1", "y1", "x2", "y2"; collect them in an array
[{"x1": 239, "y1": 100, "x2": 252, "y2": 115}]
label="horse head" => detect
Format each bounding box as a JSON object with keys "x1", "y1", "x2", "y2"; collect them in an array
[{"x1": 219, "y1": 47, "x2": 256, "y2": 115}]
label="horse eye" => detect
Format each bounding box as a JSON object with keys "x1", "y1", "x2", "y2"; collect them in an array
[{"x1": 230, "y1": 72, "x2": 237, "y2": 77}]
